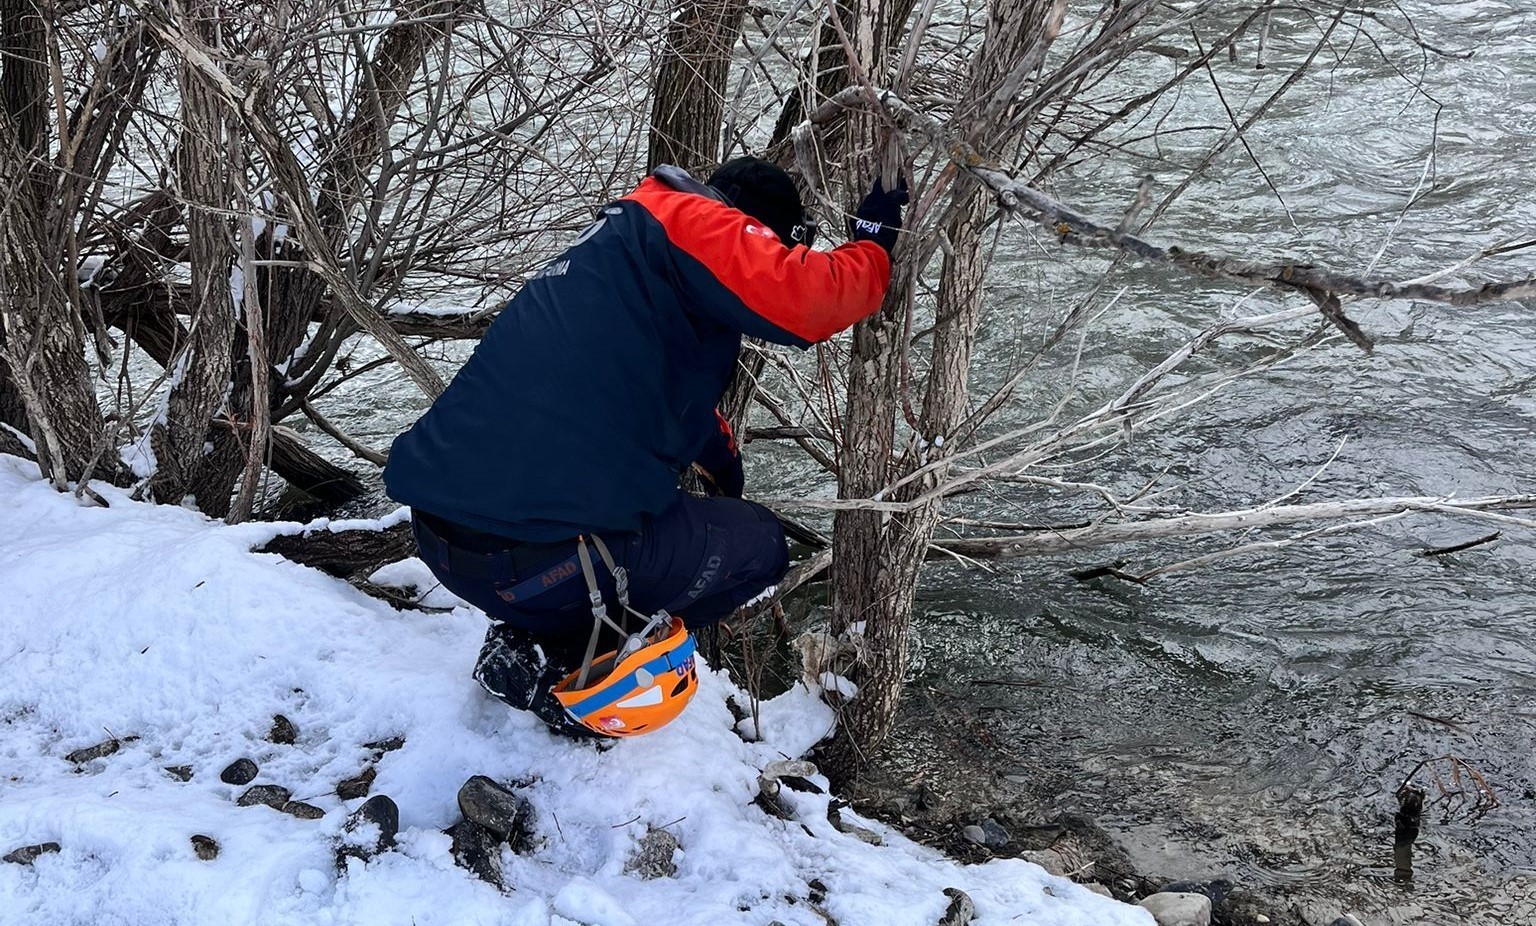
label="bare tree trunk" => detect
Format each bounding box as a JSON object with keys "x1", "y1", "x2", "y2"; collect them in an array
[
  {"x1": 827, "y1": 186, "x2": 990, "y2": 766},
  {"x1": 148, "y1": 6, "x2": 238, "y2": 510},
  {"x1": 0, "y1": 334, "x2": 25, "y2": 435},
  {"x1": 0, "y1": 0, "x2": 106, "y2": 487},
  {"x1": 229, "y1": 140, "x2": 269, "y2": 524},
  {"x1": 822, "y1": 0, "x2": 1063, "y2": 776},
  {"x1": 815, "y1": 0, "x2": 910, "y2": 776},
  {"x1": 647, "y1": 0, "x2": 748, "y2": 173}
]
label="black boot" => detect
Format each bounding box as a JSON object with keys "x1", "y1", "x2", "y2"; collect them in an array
[{"x1": 473, "y1": 623, "x2": 607, "y2": 741}]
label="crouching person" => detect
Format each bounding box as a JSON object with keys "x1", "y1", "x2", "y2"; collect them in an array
[{"x1": 384, "y1": 157, "x2": 905, "y2": 738}]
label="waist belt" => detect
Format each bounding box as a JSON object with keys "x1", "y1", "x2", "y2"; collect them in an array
[{"x1": 413, "y1": 511, "x2": 586, "y2": 605}]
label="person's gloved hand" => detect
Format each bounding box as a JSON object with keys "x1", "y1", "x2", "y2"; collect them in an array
[
  {"x1": 693, "y1": 410, "x2": 744, "y2": 498},
  {"x1": 849, "y1": 175, "x2": 908, "y2": 255}
]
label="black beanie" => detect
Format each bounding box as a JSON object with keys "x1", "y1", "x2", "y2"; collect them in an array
[{"x1": 707, "y1": 157, "x2": 807, "y2": 246}]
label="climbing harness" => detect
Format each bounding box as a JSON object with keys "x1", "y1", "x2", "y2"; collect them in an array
[{"x1": 550, "y1": 535, "x2": 699, "y2": 737}]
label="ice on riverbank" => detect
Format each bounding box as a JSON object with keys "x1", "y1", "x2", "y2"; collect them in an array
[{"x1": 0, "y1": 454, "x2": 1149, "y2": 926}]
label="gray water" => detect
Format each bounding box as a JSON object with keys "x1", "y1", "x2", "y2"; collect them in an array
[
  {"x1": 309, "y1": 2, "x2": 1536, "y2": 922},
  {"x1": 874, "y1": 3, "x2": 1536, "y2": 923}
]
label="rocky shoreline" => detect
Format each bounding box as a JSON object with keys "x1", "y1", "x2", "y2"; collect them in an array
[{"x1": 823, "y1": 714, "x2": 1340, "y2": 926}]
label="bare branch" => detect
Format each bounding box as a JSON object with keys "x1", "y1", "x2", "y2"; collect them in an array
[{"x1": 931, "y1": 494, "x2": 1536, "y2": 561}]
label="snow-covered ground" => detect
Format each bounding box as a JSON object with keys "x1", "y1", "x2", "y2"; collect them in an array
[{"x1": 0, "y1": 454, "x2": 1149, "y2": 926}]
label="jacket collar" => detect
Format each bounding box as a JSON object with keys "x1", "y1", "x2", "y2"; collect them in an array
[{"x1": 651, "y1": 164, "x2": 728, "y2": 204}]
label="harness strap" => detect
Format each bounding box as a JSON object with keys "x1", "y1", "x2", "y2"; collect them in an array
[
  {"x1": 571, "y1": 535, "x2": 665, "y2": 692},
  {"x1": 588, "y1": 535, "x2": 630, "y2": 610},
  {"x1": 574, "y1": 538, "x2": 611, "y2": 689}
]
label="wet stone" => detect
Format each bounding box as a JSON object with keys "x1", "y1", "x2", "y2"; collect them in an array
[
  {"x1": 457, "y1": 776, "x2": 533, "y2": 846},
  {"x1": 164, "y1": 765, "x2": 194, "y2": 782},
  {"x1": 1139, "y1": 891, "x2": 1213, "y2": 926},
  {"x1": 447, "y1": 819, "x2": 506, "y2": 890},
  {"x1": 3, "y1": 842, "x2": 61, "y2": 865},
  {"x1": 979, "y1": 818, "x2": 1010, "y2": 848},
  {"x1": 282, "y1": 801, "x2": 326, "y2": 820},
  {"x1": 624, "y1": 827, "x2": 679, "y2": 880},
  {"x1": 336, "y1": 766, "x2": 376, "y2": 801},
  {"x1": 338, "y1": 794, "x2": 399, "y2": 864},
  {"x1": 1161, "y1": 878, "x2": 1235, "y2": 906},
  {"x1": 267, "y1": 714, "x2": 299, "y2": 745},
  {"x1": 191, "y1": 835, "x2": 220, "y2": 861},
  {"x1": 65, "y1": 736, "x2": 135, "y2": 764},
  {"x1": 237, "y1": 784, "x2": 293, "y2": 809},
  {"x1": 220, "y1": 758, "x2": 259, "y2": 785},
  {"x1": 364, "y1": 736, "x2": 405, "y2": 755}
]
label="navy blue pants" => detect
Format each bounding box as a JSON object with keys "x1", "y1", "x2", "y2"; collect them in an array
[{"x1": 413, "y1": 494, "x2": 788, "y2": 654}]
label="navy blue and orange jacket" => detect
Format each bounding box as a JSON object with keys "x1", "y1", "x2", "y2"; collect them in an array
[{"x1": 384, "y1": 168, "x2": 890, "y2": 540}]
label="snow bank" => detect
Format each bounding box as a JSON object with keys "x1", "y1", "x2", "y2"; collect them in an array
[{"x1": 0, "y1": 454, "x2": 1149, "y2": 926}]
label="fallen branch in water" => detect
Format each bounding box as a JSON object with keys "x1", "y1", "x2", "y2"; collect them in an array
[
  {"x1": 1417, "y1": 531, "x2": 1501, "y2": 557},
  {"x1": 928, "y1": 494, "x2": 1536, "y2": 564}
]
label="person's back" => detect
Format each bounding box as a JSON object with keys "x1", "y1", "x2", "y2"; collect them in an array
[
  {"x1": 385, "y1": 165, "x2": 889, "y2": 541},
  {"x1": 383, "y1": 158, "x2": 905, "y2": 739}
]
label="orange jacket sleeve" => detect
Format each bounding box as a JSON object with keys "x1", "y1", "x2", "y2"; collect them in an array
[{"x1": 625, "y1": 178, "x2": 891, "y2": 347}]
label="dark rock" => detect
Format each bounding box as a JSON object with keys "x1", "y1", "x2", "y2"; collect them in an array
[
  {"x1": 220, "y1": 758, "x2": 259, "y2": 785},
  {"x1": 237, "y1": 785, "x2": 293, "y2": 809},
  {"x1": 939, "y1": 887, "x2": 976, "y2": 926},
  {"x1": 164, "y1": 765, "x2": 194, "y2": 782},
  {"x1": 623, "y1": 827, "x2": 679, "y2": 880},
  {"x1": 1204, "y1": 886, "x2": 1302, "y2": 926},
  {"x1": 780, "y1": 775, "x2": 824, "y2": 794},
  {"x1": 364, "y1": 735, "x2": 405, "y2": 755},
  {"x1": 457, "y1": 776, "x2": 532, "y2": 847},
  {"x1": 807, "y1": 878, "x2": 827, "y2": 904},
  {"x1": 338, "y1": 794, "x2": 399, "y2": 864},
  {"x1": 191, "y1": 835, "x2": 220, "y2": 860},
  {"x1": 753, "y1": 789, "x2": 795, "y2": 821},
  {"x1": 336, "y1": 766, "x2": 376, "y2": 800},
  {"x1": 65, "y1": 736, "x2": 135, "y2": 764},
  {"x1": 1161, "y1": 879, "x2": 1235, "y2": 907},
  {"x1": 282, "y1": 801, "x2": 326, "y2": 820},
  {"x1": 267, "y1": 714, "x2": 299, "y2": 745},
  {"x1": 447, "y1": 819, "x2": 506, "y2": 890},
  {"x1": 979, "y1": 818, "x2": 1010, "y2": 848},
  {"x1": 3, "y1": 842, "x2": 60, "y2": 865}
]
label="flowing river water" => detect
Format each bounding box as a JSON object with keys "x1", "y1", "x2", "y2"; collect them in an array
[
  {"x1": 308, "y1": 2, "x2": 1536, "y2": 922},
  {"x1": 849, "y1": 3, "x2": 1536, "y2": 923}
]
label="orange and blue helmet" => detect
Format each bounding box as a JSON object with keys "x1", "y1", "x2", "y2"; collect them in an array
[{"x1": 551, "y1": 615, "x2": 698, "y2": 737}]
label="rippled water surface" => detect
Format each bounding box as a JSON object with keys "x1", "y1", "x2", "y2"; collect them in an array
[
  {"x1": 316, "y1": 2, "x2": 1536, "y2": 921},
  {"x1": 881, "y1": 3, "x2": 1536, "y2": 922}
]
